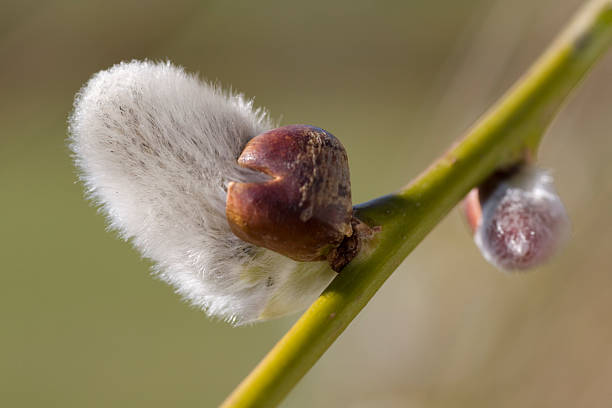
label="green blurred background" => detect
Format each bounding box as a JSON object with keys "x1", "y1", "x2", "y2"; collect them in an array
[{"x1": 2, "y1": 0, "x2": 612, "y2": 406}]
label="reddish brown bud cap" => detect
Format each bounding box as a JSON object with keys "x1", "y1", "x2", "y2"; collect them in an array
[{"x1": 226, "y1": 125, "x2": 353, "y2": 262}]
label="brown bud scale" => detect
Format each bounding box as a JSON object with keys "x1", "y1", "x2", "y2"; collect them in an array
[{"x1": 226, "y1": 125, "x2": 354, "y2": 264}]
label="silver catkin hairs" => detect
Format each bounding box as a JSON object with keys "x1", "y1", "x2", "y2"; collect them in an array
[{"x1": 68, "y1": 60, "x2": 307, "y2": 324}]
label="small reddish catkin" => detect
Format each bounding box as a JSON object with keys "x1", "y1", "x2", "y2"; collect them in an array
[{"x1": 465, "y1": 166, "x2": 570, "y2": 271}]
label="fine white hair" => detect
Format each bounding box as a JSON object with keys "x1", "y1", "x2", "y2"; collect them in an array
[{"x1": 69, "y1": 60, "x2": 335, "y2": 325}]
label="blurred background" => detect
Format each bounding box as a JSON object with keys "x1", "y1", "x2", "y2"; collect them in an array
[{"x1": 2, "y1": 0, "x2": 612, "y2": 406}]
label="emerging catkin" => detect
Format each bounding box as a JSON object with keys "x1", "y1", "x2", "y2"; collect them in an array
[
  {"x1": 473, "y1": 167, "x2": 570, "y2": 271},
  {"x1": 69, "y1": 60, "x2": 336, "y2": 324}
]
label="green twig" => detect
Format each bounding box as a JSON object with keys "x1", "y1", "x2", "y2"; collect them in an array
[{"x1": 221, "y1": 1, "x2": 612, "y2": 407}]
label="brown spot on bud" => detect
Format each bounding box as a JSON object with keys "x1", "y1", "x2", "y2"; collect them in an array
[{"x1": 226, "y1": 125, "x2": 354, "y2": 264}]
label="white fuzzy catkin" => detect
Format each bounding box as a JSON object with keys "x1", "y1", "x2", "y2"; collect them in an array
[{"x1": 69, "y1": 60, "x2": 336, "y2": 325}]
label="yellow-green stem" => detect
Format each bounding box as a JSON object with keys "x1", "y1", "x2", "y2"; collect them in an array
[{"x1": 222, "y1": 1, "x2": 612, "y2": 407}]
